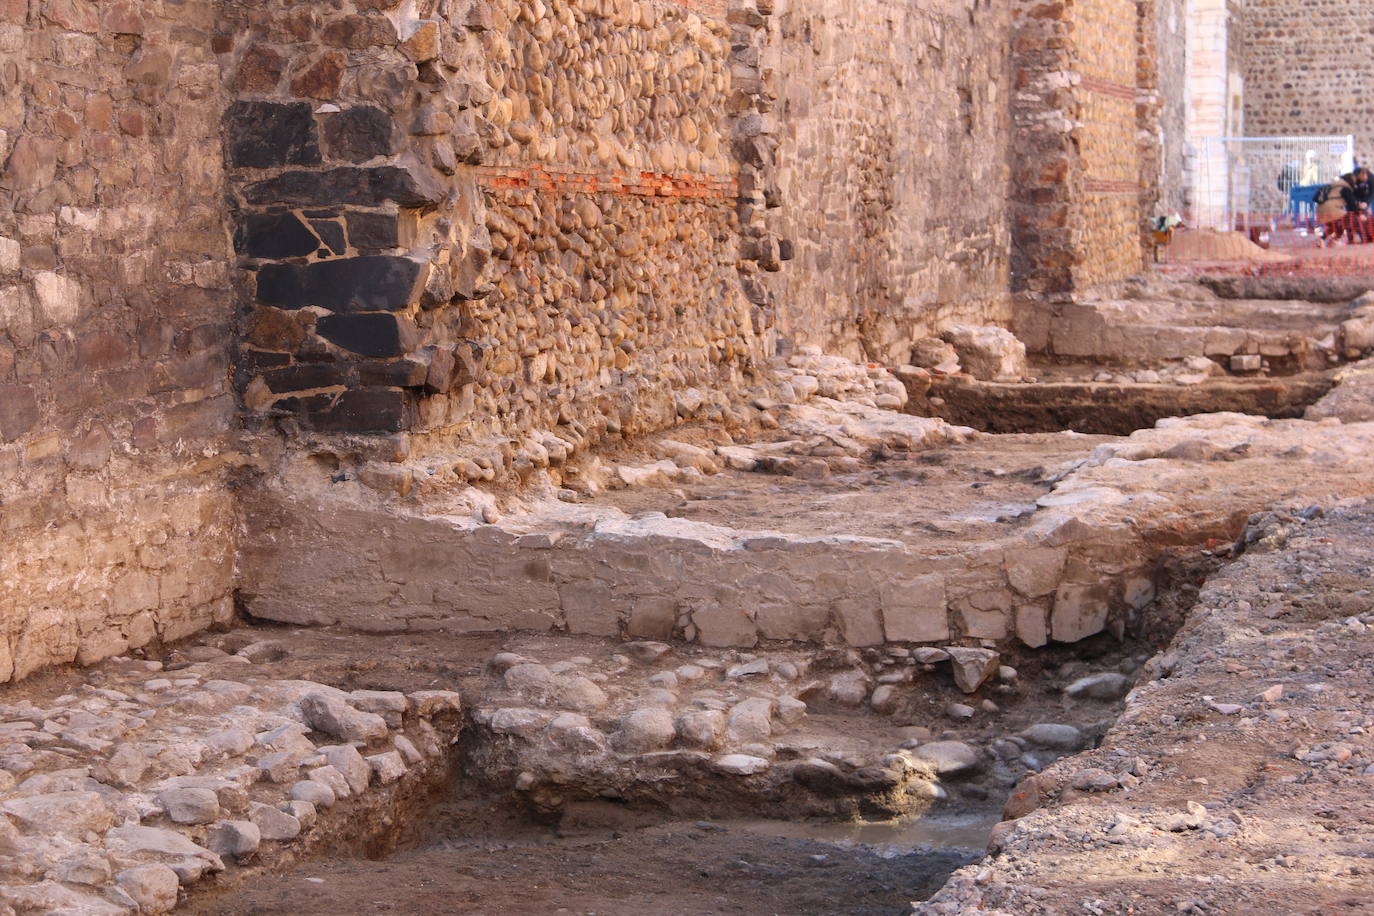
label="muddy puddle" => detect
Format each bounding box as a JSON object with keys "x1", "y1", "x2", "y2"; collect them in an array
[{"x1": 191, "y1": 802, "x2": 993, "y2": 916}]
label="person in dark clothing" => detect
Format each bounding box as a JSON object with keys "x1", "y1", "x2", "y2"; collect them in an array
[
  {"x1": 1339, "y1": 167, "x2": 1373, "y2": 215},
  {"x1": 1317, "y1": 167, "x2": 1374, "y2": 244}
]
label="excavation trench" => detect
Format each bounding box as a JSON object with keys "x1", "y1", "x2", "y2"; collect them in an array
[
  {"x1": 908, "y1": 372, "x2": 1335, "y2": 436},
  {"x1": 186, "y1": 548, "x2": 1213, "y2": 916},
  {"x1": 186, "y1": 388, "x2": 1374, "y2": 913}
]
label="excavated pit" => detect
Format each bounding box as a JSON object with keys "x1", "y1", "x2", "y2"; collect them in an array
[
  {"x1": 183, "y1": 545, "x2": 1215, "y2": 916},
  {"x1": 911, "y1": 373, "x2": 1335, "y2": 436}
]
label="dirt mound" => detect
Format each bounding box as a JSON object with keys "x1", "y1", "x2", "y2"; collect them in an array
[{"x1": 1161, "y1": 229, "x2": 1293, "y2": 263}]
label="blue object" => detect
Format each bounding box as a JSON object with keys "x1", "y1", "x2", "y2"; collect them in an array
[{"x1": 1288, "y1": 183, "x2": 1324, "y2": 226}]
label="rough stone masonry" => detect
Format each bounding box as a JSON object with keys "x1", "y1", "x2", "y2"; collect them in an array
[{"x1": 0, "y1": 0, "x2": 1179, "y2": 683}]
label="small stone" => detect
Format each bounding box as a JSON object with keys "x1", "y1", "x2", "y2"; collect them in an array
[
  {"x1": 253, "y1": 751, "x2": 303, "y2": 783},
  {"x1": 676, "y1": 710, "x2": 725, "y2": 749},
  {"x1": 1258, "y1": 685, "x2": 1284, "y2": 703},
  {"x1": 947, "y1": 647, "x2": 1000, "y2": 693},
  {"x1": 207, "y1": 820, "x2": 261, "y2": 860},
  {"x1": 557, "y1": 676, "x2": 609, "y2": 712},
  {"x1": 393, "y1": 735, "x2": 424, "y2": 764},
  {"x1": 250, "y1": 802, "x2": 302, "y2": 841},
  {"x1": 675, "y1": 664, "x2": 706, "y2": 681},
  {"x1": 1064, "y1": 672, "x2": 1130, "y2": 700},
  {"x1": 307, "y1": 765, "x2": 351, "y2": 799},
  {"x1": 776, "y1": 696, "x2": 808, "y2": 725},
  {"x1": 2, "y1": 791, "x2": 114, "y2": 836},
  {"x1": 726, "y1": 659, "x2": 770, "y2": 678},
  {"x1": 300, "y1": 692, "x2": 388, "y2": 743},
  {"x1": 318, "y1": 745, "x2": 371, "y2": 794},
  {"x1": 116, "y1": 865, "x2": 181, "y2": 915},
  {"x1": 409, "y1": 690, "x2": 463, "y2": 717},
  {"x1": 367, "y1": 750, "x2": 407, "y2": 784},
  {"x1": 285, "y1": 800, "x2": 317, "y2": 829},
  {"x1": 869, "y1": 684, "x2": 900, "y2": 713},
  {"x1": 613, "y1": 708, "x2": 676, "y2": 752},
  {"x1": 1019, "y1": 723, "x2": 1083, "y2": 749},
  {"x1": 349, "y1": 690, "x2": 409, "y2": 727},
  {"x1": 725, "y1": 698, "x2": 773, "y2": 745},
  {"x1": 945, "y1": 702, "x2": 976, "y2": 719},
  {"x1": 488, "y1": 653, "x2": 529, "y2": 673},
  {"x1": 290, "y1": 779, "x2": 336, "y2": 808},
  {"x1": 50, "y1": 849, "x2": 113, "y2": 885},
  {"x1": 827, "y1": 669, "x2": 871, "y2": 706},
  {"x1": 504, "y1": 663, "x2": 557, "y2": 694},
  {"x1": 623, "y1": 641, "x2": 673, "y2": 664},
  {"x1": 713, "y1": 754, "x2": 770, "y2": 775},
  {"x1": 912, "y1": 741, "x2": 981, "y2": 776},
  {"x1": 648, "y1": 671, "x2": 679, "y2": 689},
  {"x1": 997, "y1": 666, "x2": 1018, "y2": 682},
  {"x1": 913, "y1": 648, "x2": 950, "y2": 664},
  {"x1": 1070, "y1": 768, "x2": 1120, "y2": 791},
  {"x1": 158, "y1": 787, "x2": 220, "y2": 825}
]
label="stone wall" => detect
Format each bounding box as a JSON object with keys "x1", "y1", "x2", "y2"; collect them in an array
[
  {"x1": 768, "y1": 0, "x2": 1014, "y2": 364},
  {"x1": 1243, "y1": 0, "x2": 1374, "y2": 166},
  {"x1": 1153, "y1": 0, "x2": 1189, "y2": 214},
  {"x1": 226, "y1": 0, "x2": 769, "y2": 470},
  {"x1": 1010, "y1": 0, "x2": 1157, "y2": 300},
  {"x1": 0, "y1": 0, "x2": 238, "y2": 680}
]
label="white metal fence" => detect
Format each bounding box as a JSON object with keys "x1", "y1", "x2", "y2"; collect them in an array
[{"x1": 1187, "y1": 135, "x2": 1356, "y2": 232}]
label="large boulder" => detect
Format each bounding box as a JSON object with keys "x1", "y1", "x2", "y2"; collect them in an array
[{"x1": 940, "y1": 325, "x2": 1028, "y2": 382}]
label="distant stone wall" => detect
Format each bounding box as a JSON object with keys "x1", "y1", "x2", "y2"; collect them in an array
[
  {"x1": 1243, "y1": 0, "x2": 1374, "y2": 164},
  {"x1": 768, "y1": 0, "x2": 1014, "y2": 364},
  {"x1": 0, "y1": 0, "x2": 237, "y2": 679}
]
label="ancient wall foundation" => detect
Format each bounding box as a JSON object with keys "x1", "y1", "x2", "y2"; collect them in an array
[
  {"x1": 0, "y1": 0, "x2": 1179, "y2": 683},
  {"x1": 0, "y1": 0, "x2": 238, "y2": 680}
]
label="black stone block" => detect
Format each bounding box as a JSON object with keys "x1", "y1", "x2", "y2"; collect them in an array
[
  {"x1": 356, "y1": 358, "x2": 428, "y2": 387},
  {"x1": 256, "y1": 256, "x2": 424, "y2": 312},
  {"x1": 263, "y1": 363, "x2": 350, "y2": 393},
  {"x1": 242, "y1": 166, "x2": 444, "y2": 209},
  {"x1": 307, "y1": 387, "x2": 415, "y2": 433},
  {"x1": 322, "y1": 106, "x2": 398, "y2": 163},
  {"x1": 310, "y1": 219, "x2": 346, "y2": 255},
  {"x1": 237, "y1": 211, "x2": 320, "y2": 259},
  {"x1": 345, "y1": 211, "x2": 400, "y2": 250},
  {"x1": 315, "y1": 312, "x2": 412, "y2": 358},
  {"x1": 227, "y1": 101, "x2": 321, "y2": 169}
]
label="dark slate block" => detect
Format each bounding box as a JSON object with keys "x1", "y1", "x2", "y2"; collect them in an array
[
  {"x1": 256, "y1": 256, "x2": 424, "y2": 312},
  {"x1": 227, "y1": 101, "x2": 322, "y2": 169},
  {"x1": 237, "y1": 211, "x2": 321, "y2": 259},
  {"x1": 242, "y1": 166, "x2": 444, "y2": 209},
  {"x1": 307, "y1": 387, "x2": 415, "y2": 433},
  {"x1": 262, "y1": 363, "x2": 350, "y2": 393},
  {"x1": 345, "y1": 211, "x2": 400, "y2": 250},
  {"x1": 310, "y1": 219, "x2": 346, "y2": 255},
  {"x1": 315, "y1": 312, "x2": 411, "y2": 358},
  {"x1": 322, "y1": 106, "x2": 398, "y2": 163},
  {"x1": 356, "y1": 358, "x2": 427, "y2": 387}
]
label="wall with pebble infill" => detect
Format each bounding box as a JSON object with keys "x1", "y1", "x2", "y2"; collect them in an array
[
  {"x1": 1242, "y1": 0, "x2": 1374, "y2": 167},
  {"x1": 0, "y1": 0, "x2": 238, "y2": 681},
  {"x1": 225, "y1": 0, "x2": 771, "y2": 463}
]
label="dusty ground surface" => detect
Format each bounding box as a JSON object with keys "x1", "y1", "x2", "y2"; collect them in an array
[
  {"x1": 587, "y1": 432, "x2": 1114, "y2": 547},
  {"x1": 918, "y1": 500, "x2": 1374, "y2": 915},
  {"x1": 189, "y1": 807, "x2": 980, "y2": 916}
]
